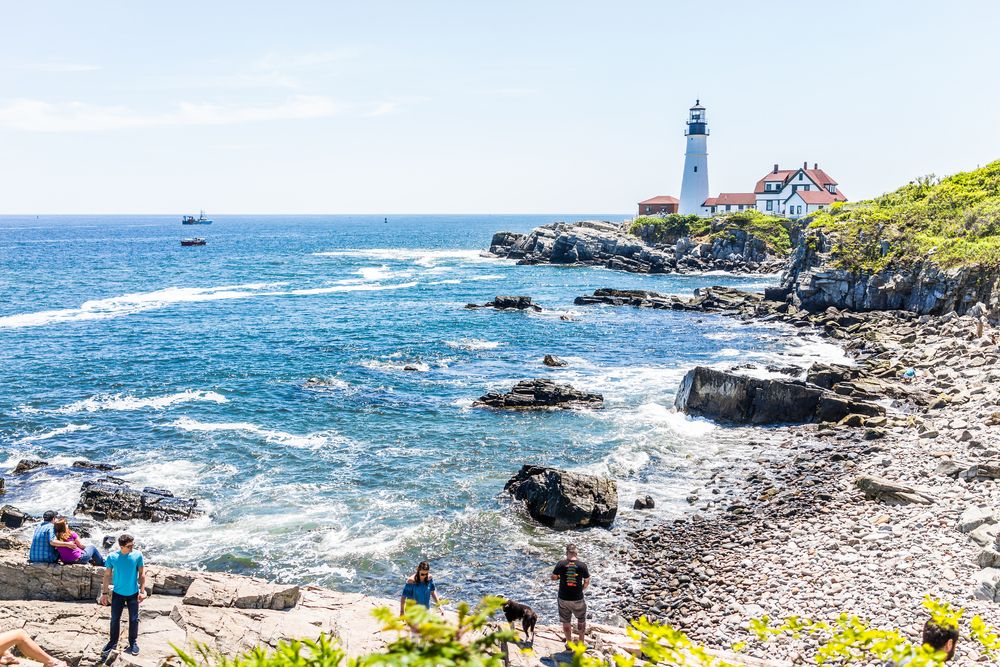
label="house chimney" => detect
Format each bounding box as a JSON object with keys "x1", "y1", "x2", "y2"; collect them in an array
[
  {"x1": 814, "y1": 163, "x2": 818, "y2": 169},
  {"x1": 773, "y1": 163, "x2": 778, "y2": 174},
  {"x1": 803, "y1": 161, "x2": 808, "y2": 169}
]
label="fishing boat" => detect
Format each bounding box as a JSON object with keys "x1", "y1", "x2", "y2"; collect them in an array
[
  {"x1": 181, "y1": 211, "x2": 213, "y2": 225},
  {"x1": 180, "y1": 237, "x2": 207, "y2": 246}
]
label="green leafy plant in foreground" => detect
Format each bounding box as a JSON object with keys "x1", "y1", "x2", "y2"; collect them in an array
[
  {"x1": 174, "y1": 596, "x2": 1000, "y2": 667},
  {"x1": 749, "y1": 597, "x2": 1000, "y2": 665}
]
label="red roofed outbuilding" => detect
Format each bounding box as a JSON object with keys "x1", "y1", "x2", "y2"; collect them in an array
[{"x1": 638, "y1": 195, "x2": 679, "y2": 216}]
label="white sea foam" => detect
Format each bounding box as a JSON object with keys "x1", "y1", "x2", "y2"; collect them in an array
[
  {"x1": 444, "y1": 338, "x2": 501, "y2": 351},
  {"x1": 171, "y1": 417, "x2": 342, "y2": 449},
  {"x1": 55, "y1": 390, "x2": 227, "y2": 414},
  {"x1": 717, "y1": 348, "x2": 740, "y2": 357},
  {"x1": 284, "y1": 281, "x2": 418, "y2": 296},
  {"x1": 467, "y1": 274, "x2": 505, "y2": 281},
  {"x1": 15, "y1": 423, "x2": 93, "y2": 444},
  {"x1": 313, "y1": 249, "x2": 495, "y2": 267},
  {"x1": 0, "y1": 283, "x2": 286, "y2": 329},
  {"x1": 361, "y1": 359, "x2": 431, "y2": 372}
]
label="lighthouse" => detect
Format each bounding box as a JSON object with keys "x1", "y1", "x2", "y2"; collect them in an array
[{"x1": 679, "y1": 100, "x2": 709, "y2": 215}]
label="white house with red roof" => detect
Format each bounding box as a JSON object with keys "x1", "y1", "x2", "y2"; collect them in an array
[{"x1": 700, "y1": 161, "x2": 846, "y2": 217}]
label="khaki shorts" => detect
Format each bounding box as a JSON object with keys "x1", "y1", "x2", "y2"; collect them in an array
[{"x1": 558, "y1": 598, "x2": 587, "y2": 623}]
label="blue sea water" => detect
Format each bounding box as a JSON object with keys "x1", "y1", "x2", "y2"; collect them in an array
[{"x1": 0, "y1": 215, "x2": 847, "y2": 619}]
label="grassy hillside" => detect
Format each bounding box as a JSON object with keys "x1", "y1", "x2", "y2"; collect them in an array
[
  {"x1": 808, "y1": 159, "x2": 1000, "y2": 270},
  {"x1": 630, "y1": 210, "x2": 792, "y2": 255}
]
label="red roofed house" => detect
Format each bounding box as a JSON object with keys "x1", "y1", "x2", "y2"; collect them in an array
[
  {"x1": 701, "y1": 192, "x2": 756, "y2": 215},
  {"x1": 637, "y1": 195, "x2": 679, "y2": 216},
  {"x1": 752, "y1": 162, "x2": 847, "y2": 218}
]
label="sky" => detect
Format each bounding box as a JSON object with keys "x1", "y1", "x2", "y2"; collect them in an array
[{"x1": 1, "y1": 1, "x2": 999, "y2": 214}]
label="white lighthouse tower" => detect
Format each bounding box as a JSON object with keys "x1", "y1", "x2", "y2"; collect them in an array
[{"x1": 679, "y1": 100, "x2": 709, "y2": 215}]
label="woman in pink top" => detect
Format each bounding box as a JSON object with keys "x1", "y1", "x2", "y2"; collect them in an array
[{"x1": 52, "y1": 518, "x2": 104, "y2": 566}]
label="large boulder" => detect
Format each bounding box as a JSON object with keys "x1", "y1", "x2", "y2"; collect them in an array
[
  {"x1": 503, "y1": 465, "x2": 618, "y2": 529},
  {"x1": 674, "y1": 367, "x2": 883, "y2": 425},
  {"x1": 0, "y1": 505, "x2": 32, "y2": 529},
  {"x1": 474, "y1": 379, "x2": 603, "y2": 410},
  {"x1": 76, "y1": 477, "x2": 201, "y2": 522}
]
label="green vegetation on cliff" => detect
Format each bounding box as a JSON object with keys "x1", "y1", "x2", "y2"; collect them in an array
[
  {"x1": 808, "y1": 159, "x2": 1000, "y2": 270},
  {"x1": 630, "y1": 211, "x2": 792, "y2": 255}
]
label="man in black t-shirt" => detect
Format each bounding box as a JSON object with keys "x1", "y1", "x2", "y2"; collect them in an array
[{"x1": 551, "y1": 543, "x2": 590, "y2": 647}]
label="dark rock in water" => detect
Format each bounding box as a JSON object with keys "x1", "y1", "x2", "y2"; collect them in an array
[
  {"x1": 474, "y1": 379, "x2": 603, "y2": 410},
  {"x1": 76, "y1": 477, "x2": 200, "y2": 522},
  {"x1": 674, "y1": 366, "x2": 883, "y2": 425},
  {"x1": 67, "y1": 517, "x2": 95, "y2": 538},
  {"x1": 72, "y1": 460, "x2": 120, "y2": 472},
  {"x1": 466, "y1": 295, "x2": 542, "y2": 312},
  {"x1": 543, "y1": 354, "x2": 568, "y2": 367},
  {"x1": 402, "y1": 365, "x2": 420, "y2": 371},
  {"x1": 489, "y1": 231, "x2": 526, "y2": 256},
  {"x1": 633, "y1": 495, "x2": 655, "y2": 510},
  {"x1": 503, "y1": 465, "x2": 618, "y2": 529},
  {"x1": 12, "y1": 459, "x2": 49, "y2": 475},
  {"x1": 102, "y1": 535, "x2": 116, "y2": 550},
  {"x1": 0, "y1": 505, "x2": 32, "y2": 529},
  {"x1": 805, "y1": 362, "x2": 858, "y2": 390},
  {"x1": 0, "y1": 477, "x2": 4, "y2": 495}
]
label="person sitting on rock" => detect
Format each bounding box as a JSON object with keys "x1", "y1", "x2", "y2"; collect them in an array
[
  {"x1": 0, "y1": 629, "x2": 69, "y2": 667},
  {"x1": 52, "y1": 517, "x2": 105, "y2": 566},
  {"x1": 28, "y1": 510, "x2": 79, "y2": 564},
  {"x1": 399, "y1": 561, "x2": 441, "y2": 616},
  {"x1": 922, "y1": 617, "x2": 959, "y2": 661}
]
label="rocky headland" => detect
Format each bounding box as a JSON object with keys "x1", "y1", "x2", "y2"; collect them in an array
[{"x1": 487, "y1": 217, "x2": 788, "y2": 274}]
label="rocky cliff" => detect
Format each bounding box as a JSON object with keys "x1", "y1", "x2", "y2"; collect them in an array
[
  {"x1": 780, "y1": 228, "x2": 1000, "y2": 321},
  {"x1": 488, "y1": 220, "x2": 784, "y2": 274}
]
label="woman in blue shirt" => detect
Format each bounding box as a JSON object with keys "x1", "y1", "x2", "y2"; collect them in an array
[{"x1": 399, "y1": 561, "x2": 440, "y2": 615}]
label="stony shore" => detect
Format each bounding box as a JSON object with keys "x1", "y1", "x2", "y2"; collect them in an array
[{"x1": 597, "y1": 290, "x2": 1000, "y2": 664}]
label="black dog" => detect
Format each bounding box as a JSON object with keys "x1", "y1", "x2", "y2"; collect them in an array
[{"x1": 502, "y1": 599, "x2": 537, "y2": 643}]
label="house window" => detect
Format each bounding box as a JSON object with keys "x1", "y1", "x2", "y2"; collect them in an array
[
  {"x1": 803, "y1": 184, "x2": 810, "y2": 191},
  {"x1": 694, "y1": 166, "x2": 698, "y2": 172},
  {"x1": 798, "y1": 173, "x2": 803, "y2": 180},
  {"x1": 818, "y1": 205, "x2": 824, "y2": 210},
  {"x1": 725, "y1": 205, "x2": 731, "y2": 211},
  {"x1": 765, "y1": 183, "x2": 771, "y2": 191},
  {"x1": 711, "y1": 206, "x2": 717, "y2": 213},
  {"x1": 828, "y1": 184, "x2": 836, "y2": 193},
  {"x1": 797, "y1": 205, "x2": 802, "y2": 215},
  {"x1": 766, "y1": 200, "x2": 773, "y2": 211},
  {"x1": 645, "y1": 206, "x2": 651, "y2": 213}
]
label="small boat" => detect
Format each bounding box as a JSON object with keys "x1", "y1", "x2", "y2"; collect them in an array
[
  {"x1": 182, "y1": 211, "x2": 213, "y2": 225},
  {"x1": 181, "y1": 237, "x2": 206, "y2": 246}
]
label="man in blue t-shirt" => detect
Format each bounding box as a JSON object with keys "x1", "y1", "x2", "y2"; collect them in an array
[
  {"x1": 99, "y1": 534, "x2": 147, "y2": 659},
  {"x1": 28, "y1": 511, "x2": 79, "y2": 563}
]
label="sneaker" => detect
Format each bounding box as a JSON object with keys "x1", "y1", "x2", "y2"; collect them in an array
[
  {"x1": 127, "y1": 644, "x2": 139, "y2": 656},
  {"x1": 99, "y1": 644, "x2": 116, "y2": 664}
]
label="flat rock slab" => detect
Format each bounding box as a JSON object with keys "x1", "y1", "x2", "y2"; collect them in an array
[{"x1": 855, "y1": 475, "x2": 936, "y2": 505}]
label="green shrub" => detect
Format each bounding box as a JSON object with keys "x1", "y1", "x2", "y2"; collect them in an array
[{"x1": 808, "y1": 159, "x2": 1000, "y2": 270}]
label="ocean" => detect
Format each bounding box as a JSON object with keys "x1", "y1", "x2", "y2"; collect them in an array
[{"x1": 0, "y1": 214, "x2": 848, "y2": 619}]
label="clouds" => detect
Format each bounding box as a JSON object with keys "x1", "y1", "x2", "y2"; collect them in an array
[{"x1": 0, "y1": 95, "x2": 342, "y2": 132}]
